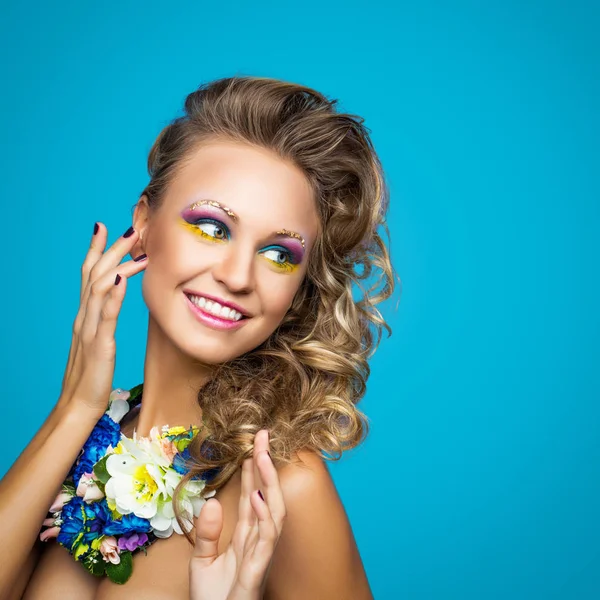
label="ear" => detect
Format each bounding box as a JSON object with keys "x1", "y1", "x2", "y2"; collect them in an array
[{"x1": 130, "y1": 195, "x2": 151, "y2": 259}]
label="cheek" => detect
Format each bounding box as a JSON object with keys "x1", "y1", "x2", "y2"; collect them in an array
[
  {"x1": 146, "y1": 232, "x2": 218, "y2": 282},
  {"x1": 258, "y1": 277, "x2": 301, "y2": 320}
]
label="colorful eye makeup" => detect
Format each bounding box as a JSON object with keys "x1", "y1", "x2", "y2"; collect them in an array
[
  {"x1": 179, "y1": 200, "x2": 306, "y2": 273},
  {"x1": 188, "y1": 199, "x2": 238, "y2": 221},
  {"x1": 260, "y1": 245, "x2": 300, "y2": 273}
]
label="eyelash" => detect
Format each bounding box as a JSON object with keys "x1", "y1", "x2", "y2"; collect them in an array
[{"x1": 186, "y1": 217, "x2": 299, "y2": 272}]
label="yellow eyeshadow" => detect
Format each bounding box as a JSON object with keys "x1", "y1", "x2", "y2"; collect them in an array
[
  {"x1": 180, "y1": 218, "x2": 298, "y2": 273},
  {"x1": 180, "y1": 219, "x2": 226, "y2": 243},
  {"x1": 263, "y1": 256, "x2": 298, "y2": 273}
]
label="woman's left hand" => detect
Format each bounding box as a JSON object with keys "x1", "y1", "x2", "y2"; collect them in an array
[{"x1": 189, "y1": 429, "x2": 286, "y2": 600}]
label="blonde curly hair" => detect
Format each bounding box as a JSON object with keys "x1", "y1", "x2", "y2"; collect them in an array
[{"x1": 139, "y1": 75, "x2": 399, "y2": 543}]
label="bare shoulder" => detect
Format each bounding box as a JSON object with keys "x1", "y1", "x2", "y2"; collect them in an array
[
  {"x1": 277, "y1": 448, "x2": 332, "y2": 492},
  {"x1": 265, "y1": 450, "x2": 373, "y2": 600}
]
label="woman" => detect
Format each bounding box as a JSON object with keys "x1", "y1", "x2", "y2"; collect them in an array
[{"x1": 0, "y1": 75, "x2": 396, "y2": 599}]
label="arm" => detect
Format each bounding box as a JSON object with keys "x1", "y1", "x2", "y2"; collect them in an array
[
  {"x1": 0, "y1": 401, "x2": 100, "y2": 599},
  {"x1": 264, "y1": 451, "x2": 374, "y2": 600},
  {"x1": 0, "y1": 222, "x2": 147, "y2": 600}
]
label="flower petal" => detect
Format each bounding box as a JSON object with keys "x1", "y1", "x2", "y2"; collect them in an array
[
  {"x1": 150, "y1": 512, "x2": 172, "y2": 531},
  {"x1": 106, "y1": 454, "x2": 138, "y2": 476},
  {"x1": 134, "y1": 501, "x2": 158, "y2": 520},
  {"x1": 107, "y1": 399, "x2": 130, "y2": 423},
  {"x1": 153, "y1": 523, "x2": 174, "y2": 539}
]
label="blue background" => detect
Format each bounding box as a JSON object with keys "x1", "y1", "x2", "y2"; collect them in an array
[{"x1": 1, "y1": 1, "x2": 598, "y2": 598}]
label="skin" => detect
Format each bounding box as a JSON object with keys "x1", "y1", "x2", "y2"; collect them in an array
[{"x1": 23, "y1": 140, "x2": 373, "y2": 599}]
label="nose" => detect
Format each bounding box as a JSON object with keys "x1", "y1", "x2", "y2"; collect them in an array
[{"x1": 211, "y1": 241, "x2": 255, "y2": 295}]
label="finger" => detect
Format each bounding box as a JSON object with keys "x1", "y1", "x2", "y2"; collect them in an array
[
  {"x1": 80, "y1": 257, "x2": 147, "y2": 345},
  {"x1": 254, "y1": 448, "x2": 286, "y2": 535},
  {"x1": 228, "y1": 456, "x2": 256, "y2": 559},
  {"x1": 63, "y1": 225, "x2": 142, "y2": 401},
  {"x1": 191, "y1": 498, "x2": 223, "y2": 566},
  {"x1": 75, "y1": 225, "x2": 140, "y2": 348},
  {"x1": 228, "y1": 490, "x2": 278, "y2": 598},
  {"x1": 81, "y1": 222, "x2": 108, "y2": 302},
  {"x1": 238, "y1": 457, "x2": 256, "y2": 526},
  {"x1": 80, "y1": 226, "x2": 140, "y2": 314},
  {"x1": 239, "y1": 490, "x2": 280, "y2": 585},
  {"x1": 93, "y1": 271, "x2": 128, "y2": 349},
  {"x1": 252, "y1": 429, "x2": 270, "y2": 498},
  {"x1": 62, "y1": 222, "x2": 108, "y2": 395}
]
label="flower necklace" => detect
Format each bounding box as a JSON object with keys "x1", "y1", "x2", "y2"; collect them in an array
[{"x1": 39, "y1": 384, "x2": 219, "y2": 584}]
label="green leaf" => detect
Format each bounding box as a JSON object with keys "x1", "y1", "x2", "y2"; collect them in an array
[
  {"x1": 62, "y1": 481, "x2": 76, "y2": 495},
  {"x1": 105, "y1": 551, "x2": 133, "y2": 585},
  {"x1": 128, "y1": 383, "x2": 144, "y2": 402},
  {"x1": 88, "y1": 554, "x2": 107, "y2": 577},
  {"x1": 93, "y1": 455, "x2": 111, "y2": 485}
]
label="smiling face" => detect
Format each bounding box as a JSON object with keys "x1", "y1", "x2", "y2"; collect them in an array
[{"x1": 133, "y1": 140, "x2": 320, "y2": 364}]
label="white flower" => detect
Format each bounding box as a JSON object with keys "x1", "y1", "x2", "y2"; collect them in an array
[
  {"x1": 106, "y1": 388, "x2": 131, "y2": 423},
  {"x1": 151, "y1": 478, "x2": 215, "y2": 538},
  {"x1": 103, "y1": 427, "x2": 213, "y2": 537}
]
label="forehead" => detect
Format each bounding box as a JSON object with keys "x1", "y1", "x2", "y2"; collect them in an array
[{"x1": 165, "y1": 140, "x2": 319, "y2": 239}]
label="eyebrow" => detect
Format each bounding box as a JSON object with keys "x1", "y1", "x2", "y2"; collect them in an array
[{"x1": 188, "y1": 199, "x2": 306, "y2": 249}]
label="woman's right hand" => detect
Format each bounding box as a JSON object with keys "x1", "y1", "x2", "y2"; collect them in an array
[{"x1": 59, "y1": 223, "x2": 148, "y2": 421}]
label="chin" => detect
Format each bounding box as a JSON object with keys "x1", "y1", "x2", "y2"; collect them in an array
[
  {"x1": 181, "y1": 335, "x2": 247, "y2": 365},
  {"x1": 170, "y1": 319, "x2": 274, "y2": 365}
]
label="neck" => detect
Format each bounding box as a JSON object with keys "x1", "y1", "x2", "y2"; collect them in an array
[{"x1": 133, "y1": 314, "x2": 213, "y2": 438}]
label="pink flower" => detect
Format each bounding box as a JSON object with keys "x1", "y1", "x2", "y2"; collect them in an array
[
  {"x1": 49, "y1": 491, "x2": 73, "y2": 513},
  {"x1": 99, "y1": 536, "x2": 121, "y2": 564},
  {"x1": 159, "y1": 438, "x2": 178, "y2": 463},
  {"x1": 76, "y1": 472, "x2": 105, "y2": 503},
  {"x1": 40, "y1": 526, "x2": 61, "y2": 542},
  {"x1": 149, "y1": 426, "x2": 177, "y2": 463}
]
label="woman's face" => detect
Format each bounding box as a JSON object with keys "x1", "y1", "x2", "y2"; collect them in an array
[{"x1": 133, "y1": 139, "x2": 320, "y2": 364}]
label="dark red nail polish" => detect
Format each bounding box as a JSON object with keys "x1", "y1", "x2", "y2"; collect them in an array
[
  {"x1": 93, "y1": 222, "x2": 99, "y2": 235},
  {"x1": 258, "y1": 490, "x2": 265, "y2": 502},
  {"x1": 123, "y1": 226, "x2": 135, "y2": 238},
  {"x1": 114, "y1": 274, "x2": 122, "y2": 285},
  {"x1": 134, "y1": 253, "x2": 147, "y2": 262}
]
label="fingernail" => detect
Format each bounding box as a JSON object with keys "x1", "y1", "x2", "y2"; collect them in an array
[
  {"x1": 114, "y1": 274, "x2": 122, "y2": 285},
  {"x1": 134, "y1": 253, "x2": 147, "y2": 262},
  {"x1": 93, "y1": 222, "x2": 99, "y2": 235},
  {"x1": 123, "y1": 226, "x2": 135, "y2": 238},
  {"x1": 257, "y1": 490, "x2": 265, "y2": 502}
]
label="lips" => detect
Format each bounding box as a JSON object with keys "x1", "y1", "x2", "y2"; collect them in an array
[
  {"x1": 182, "y1": 289, "x2": 251, "y2": 318},
  {"x1": 184, "y1": 293, "x2": 249, "y2": 331},
  {"x1": 185, "y1": 293, "x2": 244, "y2": 322}
]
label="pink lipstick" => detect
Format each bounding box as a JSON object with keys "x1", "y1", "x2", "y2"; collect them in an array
[{"x1": 183, "y1": 293, "x2": 249, "y2": 331}]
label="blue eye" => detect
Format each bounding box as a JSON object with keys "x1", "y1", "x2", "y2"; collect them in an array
[
  {"x1": 260, "y1": 245, "x2": 299, "y2": 273},
  {"x1": 191, "y1": 218, "x2": 230, "y2": 241},
  {"x1": 262, "y1": 247, "x2": 293, "y2": 264}
]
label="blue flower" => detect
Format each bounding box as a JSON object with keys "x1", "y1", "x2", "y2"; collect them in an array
[
  {"x1": 172, "y1": 446, "x2": 221, "y2": 481},
  {"x1": 81, "y1": 499, "x2": 111, "y2": 543},
  {"x1": 57, "y1": 496, "x2": 85, "y2": 549},
  {"x1": 70, "y1": 415, "x2": 121, "y2": 486},
  {"x1": 104, "y1": 512, "x2": 152, "y2": 536},
  {"x1": 172, "y1": 446, "x2": 193, "y2": 475}
]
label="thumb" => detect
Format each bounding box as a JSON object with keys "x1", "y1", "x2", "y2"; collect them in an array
[{"x1": 192, "y1": 498, "x2": 223, "y2": 566}]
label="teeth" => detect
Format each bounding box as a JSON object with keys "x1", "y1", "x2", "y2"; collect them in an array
[{"x1": 187, "y1": 294, "x2": 243, "y2": 321}]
